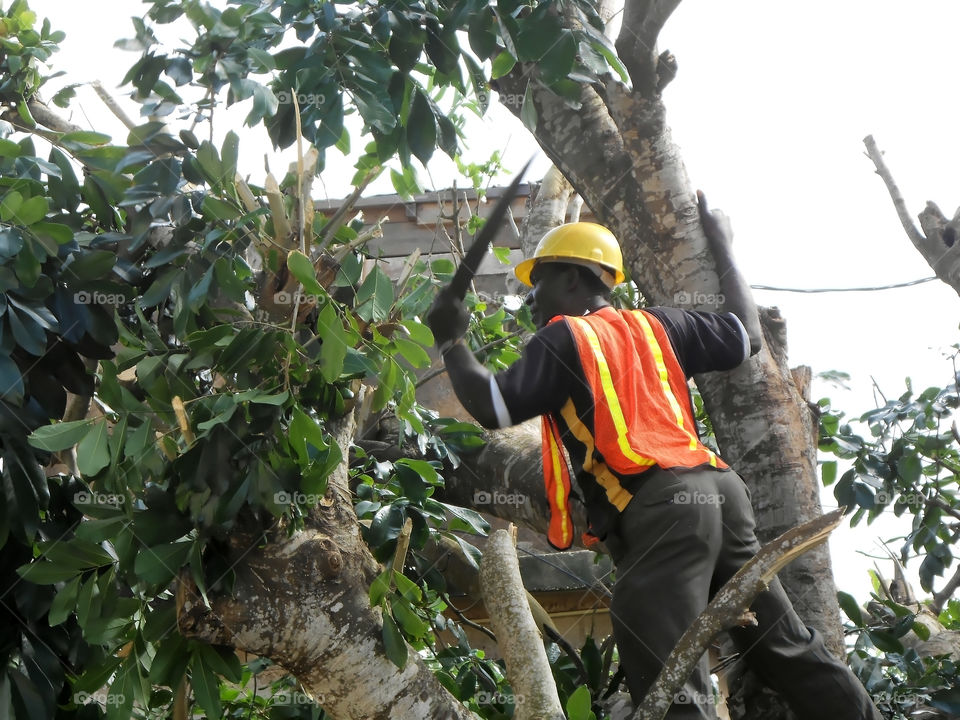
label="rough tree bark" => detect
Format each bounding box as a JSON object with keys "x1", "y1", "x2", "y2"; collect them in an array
[
  {"x1": 485, "y1": 2, "x2": 846, "y2": 717},
  {"x1": 480, "y1": 528, "x2": 565, "y2": 720},
  {"x1": 177, "y1": 406, "x2": 477, "y2": 720}
]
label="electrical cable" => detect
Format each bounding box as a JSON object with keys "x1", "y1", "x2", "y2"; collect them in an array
[{"x1": 751, "y1": 277, "x2": 937, "y2": 294}]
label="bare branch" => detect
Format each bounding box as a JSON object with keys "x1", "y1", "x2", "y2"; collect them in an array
[
  {"x1": 615, "y1": 0, "x2": 682, "y2": 92},
  {"x1": 631, "y1": 508, "x2": 846, "y2": 720},
  {"x1": 91, "y1": 81, "x2": 137, "y2": 130},
  {"x1": 863, "y1": 135, "x2": 927, "y2": 247},
  {"x1": 480, "y1": 527, "x2": 565, "y2": 720}
]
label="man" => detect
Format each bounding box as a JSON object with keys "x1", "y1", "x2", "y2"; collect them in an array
[{"x1": 425, "y1": 193, "x2": 880, "y2": 720}]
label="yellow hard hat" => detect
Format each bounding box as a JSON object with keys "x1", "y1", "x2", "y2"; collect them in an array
[{"x1": 514, "y1": 222, "x2": 625, "y2": 288}]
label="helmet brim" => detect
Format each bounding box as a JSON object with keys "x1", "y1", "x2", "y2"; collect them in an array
[{"x1": 514, "y1": 257, "x2": 625, "y2": 288}]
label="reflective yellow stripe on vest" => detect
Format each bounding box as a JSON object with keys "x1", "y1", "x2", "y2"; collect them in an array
[
  {"x1": 541, "y1": 414, "x2": 573, "y2": 549},
  {"x1": 567, "y1": 316, "x2": 658, "y2": 469},
  {"x1": 559, "y1": 400, "x2": 633, "y2": 512},
  {"x1": 631, "y1": 311, "x2": 717, "y2": 466}
]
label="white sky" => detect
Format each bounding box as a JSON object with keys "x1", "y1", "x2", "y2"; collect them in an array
[{"x1": 30, "y1": 0, "x2": 960, "y2": 602}]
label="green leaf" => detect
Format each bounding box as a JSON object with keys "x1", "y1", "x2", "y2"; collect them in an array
[
  {"x1": 406, "y1": 89, "x2": 436, "y2": 165},
  {"x1": 77, "y1": 418, "x2": 111, "y2": 476},
  {"x1": 520, "y1": 82, "x2": 537, "y2": 133},
  {"x1": 288, "y1": 407, "x2": 329, "y2": 465},
  {"x1": 28, "y1": 419, "x2": 97, "y2": 451},
  {"x1": 134, "y1": 541, "x2": 193, "y2": 585},
  {"x1": 821, "y1": 460, "x2": 837, "y2": 486},
  {"x1": 195, "y1": 141, "x2": 223, "y2": 188},
  {"x1": 896, "y1": 453, "x2": 922, "y2": 485},
  {"x1": 390, "y1": 595, "x2": 429, "y2": 639},
  {"x1": 190, "y1": 646, "x2": 222, "y2": 718},
  {"x1": 0, "y1": 191, "x2": 23, "y2": 221},
  {"x1": 381, "y1": 611, "x2": 408, "y2": 669},
  {"x1": 286, "y1": 249, "x2": 324, "y2": 295},
  {"x1": 867, "y1": 629, "x2": 904, "y2": 653},
  {"x1": 31, "y1": 222, "x2": 72, "y2": 245},
  {"x1": 60, "y1": 131, "x2": 112, "y2": 147},
  {"x1": 16, "y1": 560, "x2": 82, "y2": 585},
  {"x1": 566, "y1": 685, "x2": 594, "y2": 720},
  {"x1": 0, "y1": 354, "x2": 24, "y2": 405},
  {"x1": 247, "y1": 47, "x2": 275, "y2": 71},
  {"x1": 355, "y1": 266, "x2": 394, "y2": 322},
  {"x1": 441, "y1": 502, "x2": 490, "y2": 535},
  {"x1": 316, "y1": 302, "x2": 348, "y2": 383},
  {"x1": 149, "y1": 634, "x2": 189, "y2": 687},
  {"x1": 837, "y1": 591, "x2": 863, "y2": 626},
  {"x1": 491, "y1": 51, "x2": 516, "y2": 80},
  {"x1": 393, "y1": 337, "x2": 431, "y2": 369},
  {"x1": 369, "y1": 568, "x2": 392, "y2": 606},
  {"x1": 220, "y1": 131, "x2": 239, "y2": 185},
  {"x1": 15, "y1": 196, "x2": 49, "y2": 226},
  {"x1": 201, "y1": 195, "x2": 240, "y2": 221},
  {"x1": 195, "y1": 643, "x2": 242, "y2": 684},
  {"x1": 48, "y1": 574, "x2": 82, "y2": 625},
  {"x1": 65, "y1": 249, "x2": 117, "y2": 281}
]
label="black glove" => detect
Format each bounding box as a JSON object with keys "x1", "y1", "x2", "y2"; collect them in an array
[{"x1": 425, "y1": 287, "x2": 470, "y2": 352}]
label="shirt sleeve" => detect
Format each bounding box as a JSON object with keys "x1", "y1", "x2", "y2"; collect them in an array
[
  {"x1": 492, "y1": 321, "x2": 578, "y2": 426},
  {"x1": 645, "y1": 307, "x2": 750, "y2": 377}
]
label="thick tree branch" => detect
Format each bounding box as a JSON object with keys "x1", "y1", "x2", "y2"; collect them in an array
[
  {"x1": 932, "y1": 563, "x2": 960, "y2": 616},
  {"x1": 615, "y1": 0, "x2": 682, "y2": 93},
  {"x1": 631, "y1": 508, "x2": 846, "y2": 720},
  {"x1": 177, "y1": 406, "x2": 476, "y2": 720},
  {"x1": 480, "y1": 528, "x2": 564, "y2": 720}
]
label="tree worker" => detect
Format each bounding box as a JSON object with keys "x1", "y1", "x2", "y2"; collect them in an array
[{"x1": 425, "y1": 192, "x2": 881, "y2": 719}]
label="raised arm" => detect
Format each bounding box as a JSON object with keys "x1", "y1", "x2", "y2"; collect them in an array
[
  {"x1": 697, "y1": 190, "x2": 763, "y2": 356},
  {"x1": 424, "y1": 288, "x2": 501, "y2": 429}
]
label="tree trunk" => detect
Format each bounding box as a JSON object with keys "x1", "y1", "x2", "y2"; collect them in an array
[
  {"x1": 491, "y1": 13, "x2": 846, "y2": 716},
  {"x1": 178, "y1": 409, "x2": 477, "y2": 720}
]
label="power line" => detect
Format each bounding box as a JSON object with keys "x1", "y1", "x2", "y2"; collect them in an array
[{"x1": 751, "y1": 277, "x2": 938, "y2": 294}]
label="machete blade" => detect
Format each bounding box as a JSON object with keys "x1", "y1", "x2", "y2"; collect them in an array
[{"x1": 447, "y1": 157, "x2": 534, "y2": 300}]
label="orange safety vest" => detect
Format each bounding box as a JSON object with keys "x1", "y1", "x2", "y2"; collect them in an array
[{"x1": 541, "y1": 307, "x2": 727, "y2": 549}]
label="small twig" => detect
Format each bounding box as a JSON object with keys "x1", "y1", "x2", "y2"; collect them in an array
[
  {"x1": 444, "y1": 595, "x2": 497, "y2": 642},
  {"x1": 543, "y1": 624, "x2": 590, "y2": 686},
  {"x1": 91, "y1": 81, "x2": 137, "y2": 130},
  {"x1": 317, "y1": 172, "x2": 379, "y2": 252}
]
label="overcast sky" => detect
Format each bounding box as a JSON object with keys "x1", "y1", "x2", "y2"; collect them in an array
[{"x1": 30, "y1": 0, "x2": 960, "y2": 601}]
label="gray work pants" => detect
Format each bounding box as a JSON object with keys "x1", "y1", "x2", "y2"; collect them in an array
[{"x1": 603, "y1": 467, "x2": 881, "y2": 720}]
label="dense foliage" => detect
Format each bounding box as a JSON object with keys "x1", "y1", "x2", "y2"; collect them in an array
[
  {"x1": 819, "y1": 357, "x2": 960, "y2": 718},
  {"x1": 0, "y1": 0, "x2": 630, "y2": 717}
]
